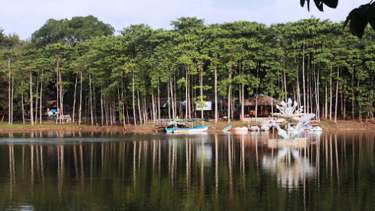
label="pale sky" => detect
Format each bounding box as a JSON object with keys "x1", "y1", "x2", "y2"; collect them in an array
[{"x1": 0, "y1": 0, "x2": 364, "y2": 40}]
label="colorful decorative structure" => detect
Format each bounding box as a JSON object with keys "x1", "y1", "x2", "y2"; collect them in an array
[{"x1": 262, "y1": 98, "x2": 316, "y2": 139}]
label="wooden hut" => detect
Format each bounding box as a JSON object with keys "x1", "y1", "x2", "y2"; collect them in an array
[{"x1": 243, "y1": 95, "x2": 280, "y2": 121}]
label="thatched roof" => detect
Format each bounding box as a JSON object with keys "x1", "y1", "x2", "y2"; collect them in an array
[{"x1": 244, "y1": 95, "x2": 280, "y2": 106}]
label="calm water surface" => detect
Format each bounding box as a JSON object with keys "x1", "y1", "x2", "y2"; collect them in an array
[{"x1": 0, "y1": 130, "x2": 374, "y2": 210}]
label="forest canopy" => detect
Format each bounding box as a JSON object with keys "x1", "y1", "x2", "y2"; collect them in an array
[{"x1": 0, "y1": 16, "x2": 374, "y2": 127}]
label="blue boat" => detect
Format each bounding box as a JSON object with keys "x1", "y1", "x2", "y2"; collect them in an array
[
  {"x1": 222, "y1": 125, "x2": 232, "y2": 132},
  {"x1": 165, "y1": 118, "x2": 209, "y2": 133},
  {"x1": 173, "y1": 125, "x2": 210, "y2": 133}
]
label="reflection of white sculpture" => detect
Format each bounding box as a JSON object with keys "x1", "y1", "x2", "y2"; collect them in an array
[
  {"x1": 262, "y1": 148, "x2": 316, "y2": 188},
  {"x1": 262, "y1": 98, "x2": 315, "y2": 139}
]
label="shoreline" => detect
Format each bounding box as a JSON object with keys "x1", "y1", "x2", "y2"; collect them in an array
[{"x1": 0, "y1": 120, "x2": 374, "y2": 134}]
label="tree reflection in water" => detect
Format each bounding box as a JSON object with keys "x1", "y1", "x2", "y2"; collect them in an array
[{"x1": 0, "y1": 131, "x2": 374, "y2": 210}]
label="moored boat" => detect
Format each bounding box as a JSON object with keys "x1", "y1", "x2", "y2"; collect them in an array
[
  {"x1": 310, "y1": 126, "x2": 323, "y2": 131},
  {"x1": 232, "y1": 126, "x2": 248, "y2": 133},
  {"x1": 250, "y1": 126, "x2": 260, "y2": 131},
  {"x1": 165, "y1": 118, "x2": 210, "y2": 133},
  {"x1": 222, "y1": 125, "x2": 232, "y2": 132},
  {"x1": 173, "y1": 125, "x2": 210, "y2": 133}
]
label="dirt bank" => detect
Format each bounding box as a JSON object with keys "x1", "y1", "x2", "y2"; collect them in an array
[{"x1": 0, "y1": 120, "x2": 374, "y2": 134}]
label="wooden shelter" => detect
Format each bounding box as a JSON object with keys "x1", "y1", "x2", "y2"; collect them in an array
[
  {"x1": 244, "y1": 95, "x2": 280, "y2": 118},
  {"x1": 244, "y1": 95, "x2": 280, "y2": 106}
]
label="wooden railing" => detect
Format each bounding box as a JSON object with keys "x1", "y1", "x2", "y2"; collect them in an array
[{"x1": 144, "y1": 119, "x2": 173, "y2": 126}]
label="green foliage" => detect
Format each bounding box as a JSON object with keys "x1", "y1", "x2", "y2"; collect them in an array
[
  {"x1": 2, "y1": 16, "x2": 375, "y2": 123},
  {"x1": 31, "y1": 15, "x2": 114, "y2": 47}
]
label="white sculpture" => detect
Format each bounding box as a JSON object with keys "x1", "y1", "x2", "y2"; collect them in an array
[
  {"x1": 263, "y1": 98, "x2": 315, "y2": 139},
  {"x1": 262, "y1": 120, "x2": 288, "y2": 139}
]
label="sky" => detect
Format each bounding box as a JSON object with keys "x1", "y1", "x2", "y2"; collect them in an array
[{"x1": 0, "y1": 0, "x2": 365, "y2": 40}]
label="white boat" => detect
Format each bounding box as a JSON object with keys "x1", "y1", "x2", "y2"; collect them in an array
[
  {"x1": 173, "y1": 125, "x2": 210, "y2": 133},
  {"x1": 310, "y1": 126, "x2": 323, "y2": 131},
  {"x1": 232, "y1": 126, "x2": 248, "y2": 133},
  {"x1": 250, "y1": 126, "x2": 260, "y2": 131},
  {"x1": 166, "y1": 118, "x2": 209, "y2": 134}
]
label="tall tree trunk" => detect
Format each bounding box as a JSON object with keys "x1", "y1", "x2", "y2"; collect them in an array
[
  {"x1": 325, "y1": 82, "x2": 328, "y2": 120},
  {"x1": 59, "y1": 68, "x2": 63, "y2": 125},
  {"x1": 167, "y1": 78, "x2": 171, "y2": 119},
  {"x1": 11, "y1": 73, "x2": 14, "y2": 125},
  {"x1": 109, "y1": 103, "x2": 113, "y2": 126},
  {"x1": 329, "y1": 66, "x2": 332, "y2": 120},
  {"x1": 73, "y1": 75, "x2": 77, "y2": 123},
  {"x1": 79, "y1": 72, "x2": 83, "y2": 125},
  {"x1": 188, "y1": 74, "x2": 191, "y2": 118},
  {"x1": 89, "y1": 74, "x2": 93, "y2": 126},
  {"x1": 101, "y1": 85, "x2": 104, "y2": 126},
  {"x1": 158, "y1": 79, "x2": 161, "y2": 119},
  {"x1": 8, "y1": 59, "x2": 11, "y2": 125},
  {"x1": 121, "y1": 82, "x2": 126, "y2": 126},
  {"x1": 185, "y1": 70, "x2": 188, "y2": 119},
  {"x1": 335, "y1": 68, "x2": 339, "y2": 122},
  {"x1": 296, "y1": 62, "x2": 301, "y2": 105},
  {"x1": 132, "y1": 72, "x2": 137, "y2": 125},
  {"x1": 316, "y1": 69, "x2": 320, "y2": 120},
  {"x1": 152, "y1": 91, "x2": 156, "y2": 122},
  {"x1": 200, "y1": 70, "x2": 204, "y2": 119},
  {"x1": 93, "y1": 85, "x2": 97, "y2": 124},
  {"x1": 240, "y1": 63, "x2": 244, "y2": 121},
  {"x1": 352, "y1": 68, "x2": 355, "y2": 119},
  {"x1": 170, "y1": 74, "x2": 175, "y2": 119},
  {"x1": 305, "y1": 56, "x2": 310, "y2": 112},
  {"x1": 283, "y1": 69, "x2": 287, "y2": 100},
  {"x1": 104, "y1": 99, "x2": 108, "y2": 125},
  {"x1": 56, "y1": 62, "x2": 59, "y2": 125},
  {"x1": 302, "y1": 41, "x2": 306, "y2": 110},
  {"x1": 117, "y1": 88, "x2": 121, "y2": 124},
  {"x1": 340, "y1": 82, "x2": 345, "y2": 119},
  {"x1": 343, "y1": 83, "x2": 346, "y2": 120},
  {"x1": 137, "y1": 90, "x2": 142, "y2": 124},
  {"x1": 35, "y1": 74, "x2": 39, "y2": 124},
  {"x1": 30, "y1": 71, "x2": 34, "y2": 125},
  {"x1": 255, "y1": 61, "x2": 259, "y2": 119},
  {"x1": 40, "y1": 70, "x2": 44, "y2": 124},
  {"x1": 21, "y1": 81, "x2": 25, "y2": 125},
  {"x1": 126, "y1": 101, "x2": 130, "y2": 124},
  {"x1": 228, "y1": 63, "x2": 232, "y2": 124},
  {"x1": 174, "y1": 72, "x2": 177, "y2": 118},
  {"x1": 214, "y1": 65, "x2": 218, "y2": 123},
  {"x1": 358, "y1": 79, "x2": 362, "y2": 122}
]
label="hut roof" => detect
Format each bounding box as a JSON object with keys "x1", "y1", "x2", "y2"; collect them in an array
[{"x1": 244, "y1": 95, "x2": 280, "y2": 106}]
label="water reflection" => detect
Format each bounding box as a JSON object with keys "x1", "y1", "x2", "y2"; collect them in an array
[
  {"x1": 0, "y1": 131, "x2": 375, "y2": 210},
  {"x1": 262, "y1": 148, "x2": 316, "y2": 188}
]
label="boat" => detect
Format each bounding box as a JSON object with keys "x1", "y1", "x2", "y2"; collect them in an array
[
  {"x1": 310, "y1": 126, "x2": 323, "y2": 131},
  {"x1": 165, "y1": 122, "x2": 188, "y2": 133},
  {"x1": 166, "y1": 118, "x2": 210, "y2": 134},
  {"x1": 250, "y1": 126, "x2": 260, "y2": 131},
  {"x1": 165, "y1": 128, "x2": 173, "y2": 133},
  {"x1": 222, "y1": 125, "x2": 232, "y2": 132},
  {"x1": 260, "y1": 125, "x2": 270, "y2": 131},
  {"x1": 232, "y1": 126, "x2": 248, "y2": 133},
  {"x1": 173, "y1": 125, "x2": 210, "y2": 133}
]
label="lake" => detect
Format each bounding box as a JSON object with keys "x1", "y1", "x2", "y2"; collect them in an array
[{"x1": 0, "y1": 130, "x2": 374, "y2": 210}]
